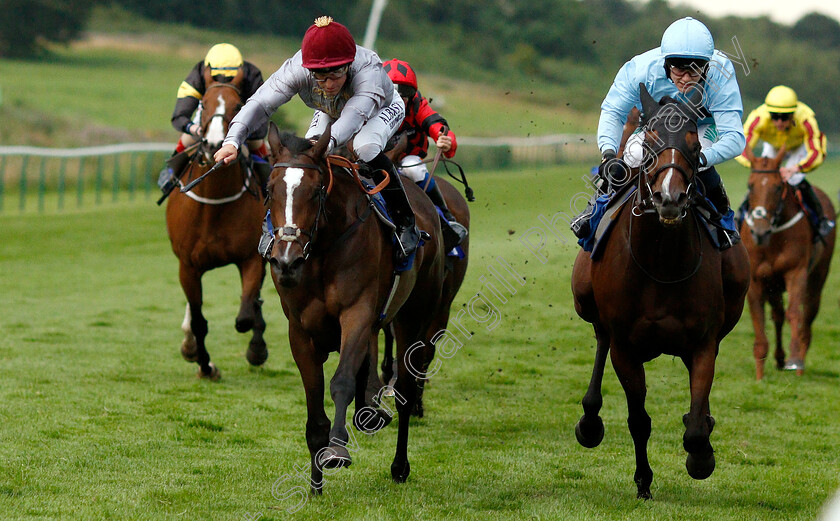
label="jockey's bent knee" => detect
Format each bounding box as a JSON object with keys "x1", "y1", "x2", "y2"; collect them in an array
[
  {"x1": 355, "y1": 143, "x2": 383, "y2": 163},
  {"x1": 399, "y1": 155, "x2": 428, "y2": 183}
]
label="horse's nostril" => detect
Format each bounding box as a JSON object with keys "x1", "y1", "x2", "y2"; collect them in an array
[
  {"x1": 269, "y1": 257, "x2": 282, "y2": 271},
  {"x1": 652, "y1": 192, "x2": 663, "y2": 205},
  {"x1": 676, "y1": 193, "x2": 688, "y2": 206}
]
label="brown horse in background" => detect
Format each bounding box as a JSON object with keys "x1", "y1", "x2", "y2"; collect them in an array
[
  {"x1": 379, "y1": 136, "x2": 471, "y2": 418},
  {"x1": 571, "y1": 86, "x2": 750, "y2": 498},
  {"x1": 165, "y1": 70, "x2": 267, "y2": 379},
  {"x1": 741, "y1": 152, "x2": 835, "y2": 379},
  {"x1": 263, "y1": 122, "x2": 445, "y2": 491}
]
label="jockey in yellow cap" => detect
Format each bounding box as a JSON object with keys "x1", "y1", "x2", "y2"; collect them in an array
[
  {"x1": 737, "y1": 85, "x2": 832, "y2": 238},
  {"x1": 158, "y1": 43, "x2": 268, "y2": 193}
]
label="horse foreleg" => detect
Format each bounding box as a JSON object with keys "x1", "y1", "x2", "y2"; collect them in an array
[
  {"x1": 236, "y1": 257, "x2": 268, "y2": 366},
  {"x1": 784, "y1": 270, "x2": 809, "y2": 374},
  {"x1": 682, "y1": 342, "x2": 717, "y2": 482},
  {"x1": 768, "y1": 289, "x2": 786, "y2": 372},
  {"x1": 325, "y1": 308, "x2": 377, "y2": 468},
  {"x1": 747, "y1": 279, "x2": 769, "y2": 380},
  {"x1": 575, "y1": 325, "x2": 609, "y2": 448},
  {"x1": 354, "y1": 333, "x2": 393, "y2": 432},
  {"x1": 178, "y1": 263, "x2": 218, "y2": 379},
  {"x1": 289, "y1": 324, "x2": 330, "y2": 495},
  {"x1": 610, "y1": 346, "x2": 652, "y2": 499}
]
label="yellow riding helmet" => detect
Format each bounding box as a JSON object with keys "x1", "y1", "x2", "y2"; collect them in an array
[
  {"x1": 204, "y1": 43, "x2": 243, "y2": 77},
  {"x1": 765, "y1": 85, "x2": 798, "y2": 114}
]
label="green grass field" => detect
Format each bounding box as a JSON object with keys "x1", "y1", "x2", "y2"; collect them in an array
[{"x1": 2, "y1": 161, "x2": 840, "y2": 520}]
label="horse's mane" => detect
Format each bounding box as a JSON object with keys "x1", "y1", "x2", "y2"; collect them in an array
[{"x1": 279, "y1": 132, "x2": 314, "y2": 156}]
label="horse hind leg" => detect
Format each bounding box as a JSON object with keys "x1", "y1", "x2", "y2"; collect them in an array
[
  {"x1": 768, "y1": 290, "x2": 786, "y2": 371},
  {"x1": 179, "y1": 265, "x2": 219, "y2": 379},
  {"x1": 575, "y1": 325, "x2": 609, "y2": 448},
  {"x1": 236, "y1": 258, "x2": 268, "y2": 366}
]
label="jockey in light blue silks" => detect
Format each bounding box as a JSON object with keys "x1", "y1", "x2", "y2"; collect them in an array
[{"x1": 571, "y1": 17, "x2": 746, "y2": 248}]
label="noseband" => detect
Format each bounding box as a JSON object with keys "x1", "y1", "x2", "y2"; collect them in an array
[
  {"x1": 745, "y1": 168, "x2": 803, "y2": 234},
  {"x1": 269, "y1": 161, "x2": 330, "y2": 261}
]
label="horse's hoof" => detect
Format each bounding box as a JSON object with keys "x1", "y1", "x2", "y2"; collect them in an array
[
  {"x1": 319, "y1": 445, "x2": 352, "y2": 469},
  {"x1": 412, "y1": 398, "x2": 425, "y2": 418},
  {"x1": 391, "y1": 460, "x2": 410, "y2": 483},
  {"x1": 235, "y1": 316, "x2": 254, "y2": 333},
  {"x1": 353, "y1": 407, "x2": 392, "y2": 433},
  {"x1": 197, "y1": 362, "x2": 221, "y2": 381},
  {"x1": 784, "y1": 360, "x2": 804, "y2": 372},
  {"x1": 180, "y1": 337, "x2": 198, "y2": 362},
  {"x1": 686, "y1": 451, "x2": 715, "y2": 480},
  {"x1": 246, "y1": 341, "x2": 268, "y2": 366},
  {"x1": 636, "y1": 488, "x2": 652, "y2": 500},
  {"x1": 575, "y1": 415, "x2": 605, "y2": 448}
]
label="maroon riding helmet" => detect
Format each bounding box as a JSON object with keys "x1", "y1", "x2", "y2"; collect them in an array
[{"x1": 301, "y1": 16, "x2": 356, "y2": 70}]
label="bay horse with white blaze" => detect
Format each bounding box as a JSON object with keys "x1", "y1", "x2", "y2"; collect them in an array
[
  {"x1": 571, "y1": 85, "x2": 750, "y2": 499},
  {"x1": 741, "y1": 151, "x2": 835, "y2": 378},
  {"x1": 166, "y1": 69, "x2": 267, "y2": 379},
  {"x1": 263, "y1": 122, "x2": 445, "y2": 492}
]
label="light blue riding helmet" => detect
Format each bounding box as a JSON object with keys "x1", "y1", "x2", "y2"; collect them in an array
[{"x1": 660, "y1": 17, "x2": 714, "y2": 61}]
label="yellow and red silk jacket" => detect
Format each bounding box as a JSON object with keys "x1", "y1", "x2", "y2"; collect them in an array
[{"x1": 736, "y1": 102, "x2": 826, "y2": 172}]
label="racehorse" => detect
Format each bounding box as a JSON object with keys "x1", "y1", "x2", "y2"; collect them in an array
[
  {"x1": 741, "y1": 152, "x2": 835, "y2": 379},
  {"x1": 379, "y1": 136, "x2": 471, "y2": 418},
  {"x1": 165, "y1": 69, "x2": 267, "y2": 379},
  {"x1": 571, "y1": 85, "x2": 750, "y2": 499},
  {"x1": 263, "y1": 122, "x2": 445, "y2": 491}
]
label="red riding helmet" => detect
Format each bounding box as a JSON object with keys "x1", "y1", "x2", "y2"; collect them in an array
[
  {"x1": 301, "y1": 16, "x2": 356, "y2": 69},
  {"x1": 383, "y1": 59, "x2": 418, "y2": 90}
]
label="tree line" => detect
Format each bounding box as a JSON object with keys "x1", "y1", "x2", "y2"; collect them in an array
[{"x1": 4, "y1": 0, "x2": 840, "y2": 132}]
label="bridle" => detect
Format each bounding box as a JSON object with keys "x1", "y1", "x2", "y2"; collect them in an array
[
  {"x1": 634, "y1": 112, "x2": 700, "y2": 216},
  {"x1": 268, "y1": 161, "x2": 330, "y2": 261},
  {"x1": 629, "y1": 110, "x2": 704, "y2": 284},
  {"x1": 744, "y1": 168, "x2": 803, "y2": 234}
]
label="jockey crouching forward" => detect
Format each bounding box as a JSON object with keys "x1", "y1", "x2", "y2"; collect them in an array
[
  {"x1": 571, "y1": 17, "x2": 746, "y2": 249},
  {"x1": 383, "y1": 58, "x2": 468, "y2": 251},
  {"x1": 736, "y1": 85, "x2": 834, "y2": 239},
  {"x1": 159, "y1": 43, "x2": 269, "y2": 190},
  {"x1": 214, "y1": 16, "x2": 418, "y2": 260}
]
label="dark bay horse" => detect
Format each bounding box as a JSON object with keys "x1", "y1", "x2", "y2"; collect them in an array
[
  {"x1": 741, "y1": 152, "x2": 835, "y2": 378},
  {"x1": 379, "y1": 136, "x2": 471, "y2": 418},
  {"x1": 166, "y1": 70, "x2": 267, "y2": 379},
  {"x1": 571, "y1": 85, "x2": 750, "y2": 498},
  {"x1": 263, "y1": 122, "x2": 445, "y2": 491}
]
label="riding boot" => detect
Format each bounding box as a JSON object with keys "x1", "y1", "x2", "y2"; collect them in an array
[
  {"x1": 423, "y1": 181, "x2": 468, "y2": 251},
  {"x1": 706, "y1": 182, "x2": 740, "y2": 249},
  {"x1": 570, "y1": 196, "x2": 598, "y2": 239},
  {"x1": 365, "y1": 152, "x2": 420, "y2": 260},
  {"x1": 797, "y1": 179, "x2": 835, "y2": 239}
]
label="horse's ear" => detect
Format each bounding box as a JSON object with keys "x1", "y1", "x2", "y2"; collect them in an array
[
  {"x1": 774, "y1": 144, "x2": 787, "y2": 167},
  {"x1": 686, "y1": 86, "x2": 703, "y2": 111},
  {"x1": 267, "y1": 122, "x2": 284, "y2": 158},
  {"x1": 639, "y1": 83, "x2": 658, "y2": 122},
  {"x1": 203, "y1": 65, "x2": 214, "y2": 86},
  {"x1": 231, "y1": 68, "x2": 246, "y2": 88},
  {"x1": 311, "y1": 125, "x2": 332, "y2": 158}
]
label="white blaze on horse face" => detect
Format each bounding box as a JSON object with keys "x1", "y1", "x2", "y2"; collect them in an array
[
  {"x1": 283, "y1": 168, "x2": 305, "y2": 227},
  {"x1": 661, "y1": 149, "x2": 676, "y2": 197},
  {"x1": 205, "y1": 94, "x2": 226, "y2": 146}
]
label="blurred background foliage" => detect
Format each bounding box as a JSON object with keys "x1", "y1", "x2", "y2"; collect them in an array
[{"x1": 2, "y1": 0, "x2": 839, "y2": 131}]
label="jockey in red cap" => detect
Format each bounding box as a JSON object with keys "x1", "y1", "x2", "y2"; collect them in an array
[
  {"x1": 383, "y1": 58, "x2": 467, "y2": 250},
  {"x1": 215, "y1": 16, "x2": 420, "y2": 260}
]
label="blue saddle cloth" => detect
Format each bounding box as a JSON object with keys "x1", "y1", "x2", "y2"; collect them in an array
[
  {"x1": 579, "y1": 187, "x2": 739, "y2": 256},
  {"x1": 361, "y1": 181, "x2": 430, "y2": 272}
]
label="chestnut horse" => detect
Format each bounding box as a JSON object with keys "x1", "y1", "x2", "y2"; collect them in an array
[
  {"x1": 263, "y1": 122, "x2": 445, "y2": 491},
  {"x1": 166, "y1": 70, "x2": 267, "y2": 379},
  {"x1": 571, "y1": 86, "x2": 750, "y2": 498},
  {"x1": 741, "y1": 153, "x2": 835, "y2": 378}
]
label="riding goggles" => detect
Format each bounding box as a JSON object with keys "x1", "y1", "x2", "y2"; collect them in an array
[
  {"x1": 770, "y1": 112, "x2": 793, "y2": 121},
  {"x1": 397, "y1": 84, "x2": 417, "y2": 99},
  {"x1": 311, "y1": 64, "x2": 349, "y2": 82}
]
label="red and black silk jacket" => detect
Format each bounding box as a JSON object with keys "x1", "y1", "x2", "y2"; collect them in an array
[{"x1": 397, "y1": 92, "x2": 457, "y2": 159}]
